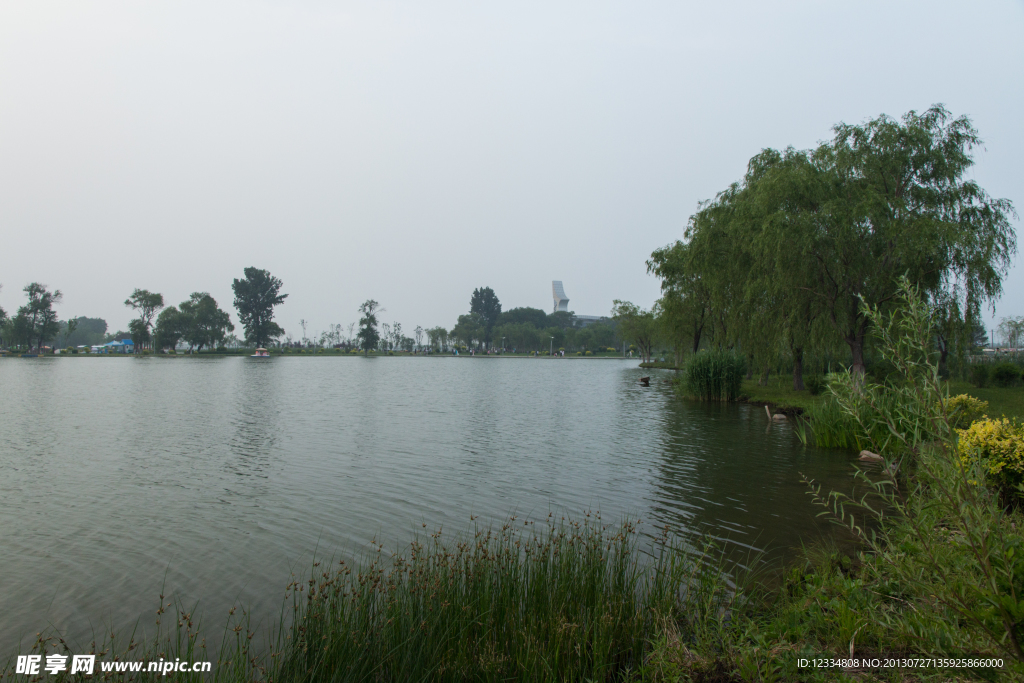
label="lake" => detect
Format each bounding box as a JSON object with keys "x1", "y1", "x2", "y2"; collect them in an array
[{"x1": 0, "y1": 356, "x2": 856, "y2": 651}]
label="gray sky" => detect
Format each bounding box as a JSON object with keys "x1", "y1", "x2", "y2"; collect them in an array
[{"x1": 1, "y1": 1, "x2": 1021, "y2": 342}]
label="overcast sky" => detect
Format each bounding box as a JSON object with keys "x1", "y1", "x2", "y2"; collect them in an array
[{"x1": 1, "y1": 1, "x2": 1021, "y2": 341}]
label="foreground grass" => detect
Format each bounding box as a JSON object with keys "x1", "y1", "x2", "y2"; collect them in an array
[
  {"x1": 3, "y1": 518, "x2": 736, "y2": 683},
  {"x1": 8, "y1": 505, "x2": 1022, "y2": 682}
]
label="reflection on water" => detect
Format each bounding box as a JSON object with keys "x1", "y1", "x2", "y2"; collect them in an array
[{"x1": 0, "y1": 357, "x2": 858, "y2": 651}]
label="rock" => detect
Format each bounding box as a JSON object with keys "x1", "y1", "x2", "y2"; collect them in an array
[
  {"x1": 772, "y1": 413, "x2": 787, "y2": 421},
  {"x1": 858, "y1": 450, "x2": 883, "y2": 462}
]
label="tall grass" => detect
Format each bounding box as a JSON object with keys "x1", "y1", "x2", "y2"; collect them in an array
[
  {"x1": 681, "y1": 349, "x2": 746, "y2": 402},
  {"x1": 273, "y1": 517, "x2": 732, "y2": 682},
  {"x1": 5, "y1": 517, "x2": 739, "y2": 683}
]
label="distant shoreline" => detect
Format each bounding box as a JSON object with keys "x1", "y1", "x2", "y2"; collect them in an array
[{"x1": 1, "y1": 351, "x2": 638, "y2": 360}]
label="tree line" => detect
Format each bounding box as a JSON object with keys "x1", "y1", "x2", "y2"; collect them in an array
[
  {"x1": 429, "y1": 287, "x2": 620, "y2": 354},
  {"x1": 0, "y1": 267, "x2": 288, "y2": 353},
  {"x1": 638, "y1": 106, "x2": 1017, "y2": 387}
]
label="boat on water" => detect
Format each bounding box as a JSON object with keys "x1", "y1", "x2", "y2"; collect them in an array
[{"x1": 251, "y1": 347, "x2": 270, "y2": 358}]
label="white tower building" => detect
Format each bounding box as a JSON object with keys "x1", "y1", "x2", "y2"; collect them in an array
[{"x1": 552, "y1": 281, "x2": 569, "y2": 313}]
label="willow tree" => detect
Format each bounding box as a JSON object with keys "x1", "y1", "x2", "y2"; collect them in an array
[{"x1": 793, "y1": 106, "x2": 1015, "y2": 375}]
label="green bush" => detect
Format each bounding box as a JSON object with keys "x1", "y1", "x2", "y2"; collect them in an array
[
  {"x1": 993, "y1": 362, "x2": 1022, "y2": 388},
  {"x1": 945, "y1": 393, "x2": 989, "y2": 430},
  {"x1": 681, "y1": 348, "x2": 746, "y2": 401},
  {"x1": 958, "y1": 417, "x2": 1024, "y2": 501},
  {"x1": 805, "y1": 373, "x2": 826, "y2": 395},
  {"x1": 970, "y1": 363, "x2": 992, "y2": 388}
]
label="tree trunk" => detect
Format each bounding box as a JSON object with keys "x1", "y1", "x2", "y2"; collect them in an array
[
  {"x1": 936, "y1": 333, "x2": 950, "y2": 377},
  {"x1": 746, "y1": 353, "x2": 754, "y2": 381},
  {"x1": 759, "y1": 367, "x2": 770, "y2": 386},
  {"x1": 846, "y1": 329, "x2": 867, "y2": 377},
  {"x1": 792, "y1": 346, "x2": 805, "y2": 391}
]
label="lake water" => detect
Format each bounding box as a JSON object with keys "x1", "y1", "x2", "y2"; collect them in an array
[{"x1": 0, "y1": 356, "x2": 856, "y2": 651}]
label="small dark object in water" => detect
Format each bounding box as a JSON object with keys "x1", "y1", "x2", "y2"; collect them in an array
[{"x1": 639, "y1": 376, "x2": 650, "y2": 386}]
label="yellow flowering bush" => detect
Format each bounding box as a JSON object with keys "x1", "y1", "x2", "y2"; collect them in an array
[
  {"x1": 958, "y1": 417, "x2": 1024, "y2": 496},
  {"x1": 944, "y1": 394, "x2": 989, "y2": 430}
]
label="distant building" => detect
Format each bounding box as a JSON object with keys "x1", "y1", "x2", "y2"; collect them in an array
[
  {"x1": 552, "y1": 281, "x2": 569, "y2": 313},
  {"x1": 575, "y1": 315, "x2": 608, "y2": 328},
  {"x1": 551, "y1": 281, "x2": 608, "y2": 326}
]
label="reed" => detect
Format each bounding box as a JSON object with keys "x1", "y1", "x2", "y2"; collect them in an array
[
  {"x1": 4, "y1": 517, "x2": 738, "y2": 683},
  {"x1": 273, "y1": 516, "x2": 727, "y2": 682},
  {"x1": 680, "y1": 349, "x2": 746, "y2": 402}
]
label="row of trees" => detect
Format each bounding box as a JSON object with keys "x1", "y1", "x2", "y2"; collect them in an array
[
  {"x1": 442, "y1": 287, "x2": 619, "y2": 354},
  {"x1": 0, "y1": 267, "x2": 289, "y2": 353},
  {"x1": 642, "y1": 106, "x2": 1017, "y2": 388},
  {"x1": 341, "y1": 288, "x2": 623, "y2": 357},
  {"x1": 0, "y1": 283, "x2": 64, "y2": 350}
]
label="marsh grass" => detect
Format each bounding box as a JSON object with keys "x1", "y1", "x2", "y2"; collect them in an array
[
  {"x1": 681, "y1": 349, "x2": 746, "y2": 402},
  {"x1": 4, "y1": 517, "x2": 743, "y2": 683},
  {"x1": 273, "y1": 516, "x2": 738, "y2": 682}
]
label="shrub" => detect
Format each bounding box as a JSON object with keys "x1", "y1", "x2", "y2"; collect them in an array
[
  {"x1": 969, "y1": 363, "x2": 992, "y2": 388},
  {"x1": 584, "y1": 350, "x2": 593, "y2": 356},
  {"x1": 992, "y1": 362, "x2": 1022, "y2": 388},
  {"x1": 681, "y1": 348, "x2": 746, "y2": 401},
  {"x1": 958, "y1": 417, "x2": 1024, "y2": 500},
  {"x1": 945, "y1": 394, "x2": 989, "y2": 430},
  {"x1": 805, "y1": 374, "x2": 826, "y2": 395}
]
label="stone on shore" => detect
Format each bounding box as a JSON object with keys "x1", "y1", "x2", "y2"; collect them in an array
[{"x1": 858, "y1": 450, "x2": 883, "y2": 462}]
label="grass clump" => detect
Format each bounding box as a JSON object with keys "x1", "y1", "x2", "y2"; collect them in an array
[
  {"x1": 6, "y1": 518, "x2": 741, "y2": 683},
  {"x1": 681, "y1": 349, "x2": 746, "y2": 402},
  {"x1": 274, "y1": 517, "x2": 734, "y2": 682}
]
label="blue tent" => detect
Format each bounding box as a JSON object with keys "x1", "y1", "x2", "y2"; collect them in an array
[{"x1": 102, "y1": 339, "x2": 135, "y2": 353}]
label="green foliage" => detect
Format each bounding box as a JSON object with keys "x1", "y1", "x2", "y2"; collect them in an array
[
  {"x1": 806, "y1": 279, "x2": 1024, "y2": 661},
  {"x1": 970, "y1": 362, "x2": 992, "y2": 388},
  {"x1": 232, "y1": 267, "x2": 287, "y2": 347},
  {"x1": 546, "y1": 310, "x2": 576, "y2": 330},
  {"x1": 959, "y1": 417, "x2": 1024, "y2": 502},
  {"x1": 128, "y1": 318, "x2": 150, "y2": 350},
  {"x1": 805, "y1": 391, "x2": 861, "y2": 449},
  {"x1": 11, "y1": 517, "x2": 739, "y2": 683},
  {"x1": 681, "y1": 348, "x2": 746, "y2": 401},
  {"x1": 993, "y1": 362, "x2": 1022, "y2": 388},
  {"x1": 999, "y1": 316, "x2": 1024, "y2": 348},
  {"x1": 946, "y1": 393, "x2": 989, "y2": 430},
  {"x1": 179, "y1": 293, "x2": 235, "y2": 352},
  {"x1": 57, "y1": 316, "x2": 107, "y2": 348},
  {"x1": 612, "y1": 300, "x2": 657, "y2": 363},
  {"x1": 356, "y1": 299, "x2": 381, "y2": 354},
  {"x1": 450, "y1": 312, "x2": 483, "y2": 349},
  {"x1": 124, "y1": 289, "x2": 164, "y2": 350},
  {"x1": 496, "y1": 306, "x2": 547, "y2": 328},
  {"x1": 20, "y1": 283, "x2": 63, "y2": 350},
  {"x1": 469, "y1": 286, "x2": 501, "y2": 344},
  {"x1": 804, "y1": 373, "x2": 826, "y2": 396},
  {"x1": 154, "y1": 306, "x2": 184, "y2": 350},
  {"x1": 648, "y1": 106, "x2": 1017, "y2": 381}
]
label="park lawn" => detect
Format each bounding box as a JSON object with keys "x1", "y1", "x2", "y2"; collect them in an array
[
  {"x1": 738, "y1": 376, "x2": 823, "y2": 413},
  {"x1": 949, "y1": 380, "x2": 1024, "y2": 420},
  {"x1": 735, "y1": 376, "x2": 1024, "y2": 419}
]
